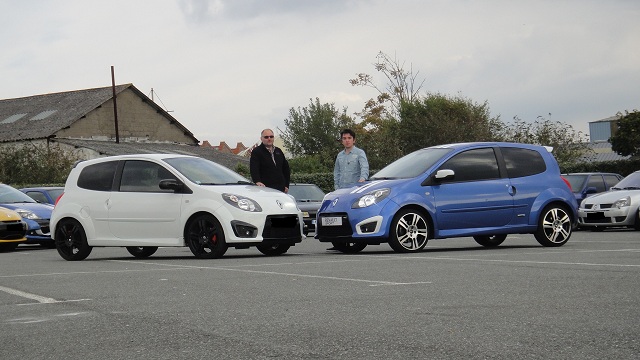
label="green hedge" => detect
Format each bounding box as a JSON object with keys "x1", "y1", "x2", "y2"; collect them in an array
[{"x1": 561, "y1": 158, "x2": 640, "y2": 177}]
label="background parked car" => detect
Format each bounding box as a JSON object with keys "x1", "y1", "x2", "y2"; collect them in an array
[
  {"x1": 0, "y1": 184, "x2": 54, "y2": 247},
  {"x1": 288, "y1": 183, "x2": 325, "y2": 235},
  {"x1": 20, "y1": 186, "x2": 65, "y2": 205},
  {"x1": 562, "y1": 172, "x2": 623, "y2": 205},
  {"x1": 316, "y1": 142, "x2": 578, "y2": 253},
  {"x1": 578, "y1": 170, "x2": 640, "y2": 231},
  {"x1": 0, "y1": 206, "x2": 27, "y2": 252}
]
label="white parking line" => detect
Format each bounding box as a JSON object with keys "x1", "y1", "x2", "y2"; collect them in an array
[{"x1": 0, "y1": 285, "x2": 58, "y2": 304}]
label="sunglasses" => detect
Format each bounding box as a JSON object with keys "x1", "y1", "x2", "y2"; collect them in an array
[{"x1": 263, "y1": 135, "x2": 274, "y2": 139}]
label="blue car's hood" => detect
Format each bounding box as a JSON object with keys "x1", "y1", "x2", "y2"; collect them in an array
[{"x1": 0, "y1": 202, "x2": 54, "y2": 218}]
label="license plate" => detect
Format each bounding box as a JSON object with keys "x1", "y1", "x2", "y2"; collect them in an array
[
  {"x1": 322, "y1": 216, "x2": 342, "y2": 226},
  {"x1": 587, "y1": 212, "x2": 605, "y2": 220}
]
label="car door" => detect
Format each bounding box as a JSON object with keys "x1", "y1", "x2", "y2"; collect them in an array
[
  {"x1": 499, "y1": 146, "x2": 549, "y2": 226},
  {"x1": 431, "y1": 147, "x2": 514, "y2": 230},
  {"x1": 107, "y1": 160, "x2": 184, "y2": 245}
]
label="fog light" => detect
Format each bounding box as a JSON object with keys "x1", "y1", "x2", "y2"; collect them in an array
[
  {"x1": 359, "y1": 222, "x2": 377, "y2": 233},
  {"x1": 231, "y1": 221, "x2": 258, "y2": 238}
]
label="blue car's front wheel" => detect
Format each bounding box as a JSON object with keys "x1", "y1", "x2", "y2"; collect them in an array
[{"x1": 388, "y1": 209, "x2": 429, "y2": 253}]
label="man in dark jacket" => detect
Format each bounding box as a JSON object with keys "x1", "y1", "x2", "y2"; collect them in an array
[{"x1": 250, "y1": 128, "x2": 290, "y2": 193}]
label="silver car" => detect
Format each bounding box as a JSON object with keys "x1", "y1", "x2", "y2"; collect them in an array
[{"x1": 577, "y1": 170, "x2": 640, "y2": 230}]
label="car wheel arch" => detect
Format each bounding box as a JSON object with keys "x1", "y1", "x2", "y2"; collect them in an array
[{"x1": 183, "y1": 211, "x2": 221, "y2": 245}]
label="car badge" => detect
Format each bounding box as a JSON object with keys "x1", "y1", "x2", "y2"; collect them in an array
[
  {"x1": 276, "y1": 200, "x2": 283, "y2": 209},
  {"x1": 332, "y1": 198, "x2": 339, "y2": 207}
]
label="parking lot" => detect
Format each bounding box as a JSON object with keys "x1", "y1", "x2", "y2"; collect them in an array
[{"x1": 1, "y1": 230, "x2": 639, "y2": 359}]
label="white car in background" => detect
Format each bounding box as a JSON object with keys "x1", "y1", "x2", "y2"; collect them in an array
[
  {"x1": 51, "y1": 154, "x2": 304, "y2": 260},
  {"x1": 578, "y1": 170, "x2": 640, "y2": 231}
]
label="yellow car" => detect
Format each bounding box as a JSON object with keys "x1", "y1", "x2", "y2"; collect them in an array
[{"x1": 0, "y1": 206, "x2": 27, "y2": 252}]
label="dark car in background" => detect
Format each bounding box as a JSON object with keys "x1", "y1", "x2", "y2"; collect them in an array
[
  {"x1": 20, "y1": 186, "x2": 65, "y2": 205},
  {"x1": 562, "y1": 173, "x2": 623, "y2": 205},
  {"x1": 288, "y1": 183, "x2": 325, "y2": 235},
  {"x1": 0, "y1": 184, "x2": 54, "y2": 247}
]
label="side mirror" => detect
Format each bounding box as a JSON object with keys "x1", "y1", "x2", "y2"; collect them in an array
[
  {"x1": 434, "y1": 169, "x2": 455, "y2": 182},
  {"x1": 159, "y1": 178, "x2": 184, "y2": 192}
]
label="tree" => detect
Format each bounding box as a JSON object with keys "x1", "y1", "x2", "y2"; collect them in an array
[
  {"x1": 349, "y1": 51, "x2": 426, "y2": 119},
  {"x1": 0, "y1": 142, "x2": 81, "y2": 185},
  {"x1": 281, "y1": 98, "x2": 355, "y2": 171},
  {"x1": 609, "y1": 110, "x2": 640, "y2": 158},
  {"x1": 396, "y1": 93, "x2": 502, "y2": 154},
  {"x1": 497, "y1": 115, "x2": 592, "y2": 167}
]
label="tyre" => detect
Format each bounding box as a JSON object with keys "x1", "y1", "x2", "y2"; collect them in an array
[
  {"x1": 54, "y1": 218, "x2": 92, "y2": 261},
  {"x1": 185, "y1": 214, "x2": 228, "y2": 259},
  {"x1": 0, "y1": 243, "x2": 19, "y2": 252},
  {"x1": 330, "y1": 241, "x2": 367, "y2": 254},
  {"x1": 534, "y1": 205, "x2": 573, "y2": 247},
  {"x1": 126, "y1": 246, "x2": 158, "y2": 258},
  {"x1": 388, "y1": 209, "x2": 429, "y2": 253},
  {"x1": 256, "y1": 243, "x2": 290, "y2": 256},
  {"x1": 473, "y1": 234, "x2": 507, "y2": 247},
  {"x1": 634, "y1": 209, "x2": 640, "y2": 231}
]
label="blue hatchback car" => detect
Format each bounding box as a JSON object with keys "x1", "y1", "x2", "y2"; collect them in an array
[
  {"x1": 0, "y1": 184, "x2": 54, "y2": 247},
  {"x1": 316, "y1": 142, "x2": 578, "y2": 253}
]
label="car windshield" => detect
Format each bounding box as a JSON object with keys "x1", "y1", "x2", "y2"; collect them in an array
[
  {"x1": 562, "y1": 174, "x2": 588, "y2": 192},
  {"x1": 163, "y1": 157, "x2": 251, "y2": 185},
  {"x1": 289, "y1": 185, "x2": 325, "y2": 202},
  {"x1": 0, "y1": 184, "x2": 38, "y2": 203},
  {"x1": 371, "y1": 147, "x2": 454, "y2": 180},
  {"x1": 611, "y1": 172, "x2": 640, "y2": 190}
]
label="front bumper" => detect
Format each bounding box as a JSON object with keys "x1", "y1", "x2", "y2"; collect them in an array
[{"x1": 577, "y1": 207, "x2": 634, "y2": 227}]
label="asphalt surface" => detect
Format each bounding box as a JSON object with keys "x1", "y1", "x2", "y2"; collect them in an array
[{"x1": 1, "y1": 229, "x2": 639, "y2": 359}]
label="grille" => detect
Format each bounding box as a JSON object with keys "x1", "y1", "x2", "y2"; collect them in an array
[
  {"x1": 262, "y1": 215, "x2": 300, "y2": 240},
  {"x1": 0, "y1": 221, "x2": 26, "y2": 240},
  {"x1": 317, "y1": 213, "x2": 352, "y2": 237}
]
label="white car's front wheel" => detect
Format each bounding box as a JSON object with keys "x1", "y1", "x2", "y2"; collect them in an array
[{"x1": 185, "y1": 214, "x2": 228, "y2": 259}]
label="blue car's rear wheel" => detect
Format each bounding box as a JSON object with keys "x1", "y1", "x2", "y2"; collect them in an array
[
  {"x1": 185, "y1": 214, "x2": 228, "y2": 259},
  {"x1": 534, "y1": 205, "x2": 572, "y2": 247},
  {"x1": 388, "y1": 209, "x2": 429, "y2": 253},
  {"x1": 55, "y1": 218, "x2": 92, "y2": 261}
]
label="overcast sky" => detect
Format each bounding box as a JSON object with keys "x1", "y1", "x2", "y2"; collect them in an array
[{"x1": 1, "y1": 0, "x2": 638, "y2": 148}]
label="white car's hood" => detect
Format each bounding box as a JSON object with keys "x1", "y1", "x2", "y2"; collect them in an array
[{"x1": 582, "y1": 189, "x2": 639, "y2": 205}]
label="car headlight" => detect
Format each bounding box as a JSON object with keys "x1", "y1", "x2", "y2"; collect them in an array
[
  {"x1": 14, "y1": 208, "x2": 41, "y2": 220},
  {"x1": 613, "y1": 196, "x2": 630, "y2": 209},
  {"x1": 352, "y1": 188, "x2": 390, "y2": 209},
  {"x1": 222, "y1": 193, "x2": 262, "y2": 212}
]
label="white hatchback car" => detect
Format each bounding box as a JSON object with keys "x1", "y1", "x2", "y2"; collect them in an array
[{"x1": 51, "y1": 154, "x2": 304, "y2": 260}]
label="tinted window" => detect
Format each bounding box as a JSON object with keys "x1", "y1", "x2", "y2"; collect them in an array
[
  {"x1": 563, "y1": 174, "x2": 588, "y2": 192},
  {"x1": 25, "y1": 191, "x2": 48, "y2": 203},
  {"x1": 77, "y1": 161, "x2": 118, "y2": 191},
  {"x1": 288, "y1": 185, "x2": 325, "y2": 201},
  {"x1": 439, "y1": 148, "x2": 499, "y2": 182},
  {"x1": 603, "y1": 175, "x2": 621, "y2": 189},
  {"x1": 586, "y1": 175, "x2": 605, "y2": 192},
  {"x1": 501, "y1": 147, "x2": 546, "y2": 178},
  {"x1": 119, "y1": 160, "x2": 177, "y2": 192}
]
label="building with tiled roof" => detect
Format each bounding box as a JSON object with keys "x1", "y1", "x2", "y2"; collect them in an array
[{"x1": 0, "y1": 84, "x2": 248, "y2": 168}]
